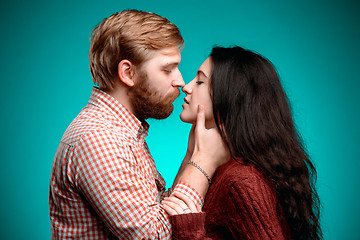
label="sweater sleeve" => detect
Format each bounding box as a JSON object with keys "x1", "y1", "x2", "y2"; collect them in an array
[
  {"x1": 170, "y1": 213, "x2": 211, "y2": 240},
  {"x1": 226, "y1": 175, "x2": 287, "y2": 240},
  {"x1": 169, "y1": 171, "x2": 288, "y2": 240}
]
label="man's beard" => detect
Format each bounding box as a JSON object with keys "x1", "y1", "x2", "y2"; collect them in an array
[{"x1": 129, "y1": 71, "x2": 180, "y2": 120}]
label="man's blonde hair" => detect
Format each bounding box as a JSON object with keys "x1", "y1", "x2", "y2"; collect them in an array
[{"x1": 89, "y1": 9, "x2": 184, "y2": 90}]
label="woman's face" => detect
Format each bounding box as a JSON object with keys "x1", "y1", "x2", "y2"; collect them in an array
[{"x1": 180, "y1": 57, "x2": 215, "y2": 128}]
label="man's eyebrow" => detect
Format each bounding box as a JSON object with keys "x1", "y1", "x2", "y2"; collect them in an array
[{"x1": 163, "y1": 62, "x2": 180, "y2": 68}]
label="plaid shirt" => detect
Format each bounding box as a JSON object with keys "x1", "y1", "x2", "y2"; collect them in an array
[{"x1": 49, "y1": 87, "x2": 203, "y2": 239}]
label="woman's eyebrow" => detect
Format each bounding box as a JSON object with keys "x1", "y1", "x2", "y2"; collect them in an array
[{"x1": 197, "y1": 70, "x2": 209, "y2": 79}]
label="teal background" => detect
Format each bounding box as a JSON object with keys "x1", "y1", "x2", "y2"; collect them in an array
[{"x1": 1, "y1": 0, "x2": 359, "y2": 239}]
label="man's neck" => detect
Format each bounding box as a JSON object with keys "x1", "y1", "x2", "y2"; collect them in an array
[{"x1": 103, "y1": 86, "x2": 135, "y2": 116}]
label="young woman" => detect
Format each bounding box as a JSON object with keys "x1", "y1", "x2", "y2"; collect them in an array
[{"x1": 162, "y1": 46, "x2": 322, "y2": 240}]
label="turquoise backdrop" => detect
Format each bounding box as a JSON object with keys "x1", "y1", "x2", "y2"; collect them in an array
[{"x1": 1, "y1": 0, "x2": 359, "y2": 239}]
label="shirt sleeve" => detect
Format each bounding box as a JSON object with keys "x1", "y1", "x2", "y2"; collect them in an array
[
  {"x1": 71, "y1": 130, "x2": 171, "y2": 239},
  {"x1": 171, "y1": 181, "x2": 204, "y2": 207}
]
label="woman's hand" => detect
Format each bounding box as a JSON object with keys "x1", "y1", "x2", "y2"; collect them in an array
[
  {"x1": 192, "y1": 105, "x2": 231, "y2": 170},
  {"x1": 186, "y1": 125, "x2": 195, "y2": 157},
  {"x1": 161, "y1": 192, "x2": 201, "y2": 216}
]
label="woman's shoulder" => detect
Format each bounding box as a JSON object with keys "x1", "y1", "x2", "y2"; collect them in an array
[
  {"x1": 211, "y1": 158, "x2": 274, "y2": 196},
  {"x1": 210, "y1": 158, "x2": 277, "y2": 205},
  {"x1": 215, "y1": 158, "x2": 265, "y2": 183}
]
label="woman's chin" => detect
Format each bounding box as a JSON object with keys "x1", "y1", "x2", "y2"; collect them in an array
[{"x1": 180, "y1": 114, "x2": 196, "y2": 124}]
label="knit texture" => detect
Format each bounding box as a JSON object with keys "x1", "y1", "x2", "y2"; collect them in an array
[{"x1": 170, "y1": 158, "x2": 290, "y2": 240}]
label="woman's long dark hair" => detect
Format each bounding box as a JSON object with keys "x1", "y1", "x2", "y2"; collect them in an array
[{"x1": 210, "y1": 46, "x2": 321, "y2": 240}]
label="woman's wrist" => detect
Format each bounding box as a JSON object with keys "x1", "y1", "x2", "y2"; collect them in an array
[
  {"x1": 189, "y1": 152, "x2": 217, "y2": 179},
  {"x1": 187, "y1": 160, "x2": 212, "y2": 184}
]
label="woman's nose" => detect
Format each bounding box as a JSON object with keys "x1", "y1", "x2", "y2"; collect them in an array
[{"x1": 182, "y1": 83, "x2": 191, "y2": 94}]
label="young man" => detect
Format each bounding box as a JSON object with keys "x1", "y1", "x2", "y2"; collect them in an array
[{"x1": 49, "y1": 10, "x2": 228, "y2": 239}]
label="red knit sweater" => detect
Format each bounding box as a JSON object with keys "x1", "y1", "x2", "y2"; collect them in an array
[{"x1": 170, "y1": 158, "x2": 290, "y2": 240}]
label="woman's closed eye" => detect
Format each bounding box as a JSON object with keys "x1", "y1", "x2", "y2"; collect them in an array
[{"x1": 196, "y1": 80, "x2": 204, "y2": 85}]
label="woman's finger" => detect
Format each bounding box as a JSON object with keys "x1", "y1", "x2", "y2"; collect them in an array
[
  {"x1": 195, "y1": 105, "x2": 205, "y2": 132},
  {"x1": 164, "y1": 196, "x2": 187, "y2": 209},
  {"x1": 162, "y1": 199, "x2": 187, "y2": 214},
  {"x1": 163, "y1": 196, "x2": 192, "y2": 213},
  {"x1": 173, "y1": 191, "x2": 198, "y2": 212},
  {"x1": 161, "y1": 202, "x2": 178, "y2": 216}
]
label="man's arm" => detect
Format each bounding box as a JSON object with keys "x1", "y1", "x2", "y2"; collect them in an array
[
  {"x1": 73, "y1": 130, "x2": 172, "y2": 239},
  {"x1": 70, "y1": 106, "x2": 228, "y2": 239}
]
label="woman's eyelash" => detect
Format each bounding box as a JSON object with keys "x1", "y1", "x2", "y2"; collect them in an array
[{"x1": 196, "y1": 81, "x2": 204, "y2": 85}]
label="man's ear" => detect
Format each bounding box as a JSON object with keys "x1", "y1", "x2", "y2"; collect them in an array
[{"x1": 117, "y1": 60, "x2": 135, "y2": 87}]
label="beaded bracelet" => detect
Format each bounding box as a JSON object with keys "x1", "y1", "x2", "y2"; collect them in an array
[{"x1": 187, "y1": 160, "x2": 212, "y2": 184}]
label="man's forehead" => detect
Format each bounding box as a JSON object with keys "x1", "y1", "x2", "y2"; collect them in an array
[
  {"x1": 142, "y1": 47, "x2": 181, "y2": 69},
  {"x1": 159, "y1": 47, "x2": 181, "y2": 56},
  {"x1": 148, "y1": 47, "x2": 181, "y2": 64}
]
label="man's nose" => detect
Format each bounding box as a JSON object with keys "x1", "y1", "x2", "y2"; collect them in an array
[
  {"x1": 172, "y1": 78, "x2": 185, "y2": 88},
  {"x1": 172, "y1": 70, "x2": 185, "y2": 88}
]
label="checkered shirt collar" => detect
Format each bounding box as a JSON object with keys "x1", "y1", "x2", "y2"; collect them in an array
[{"x1": 89, "y1": 87, "x2": 149, "y2": 139}]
